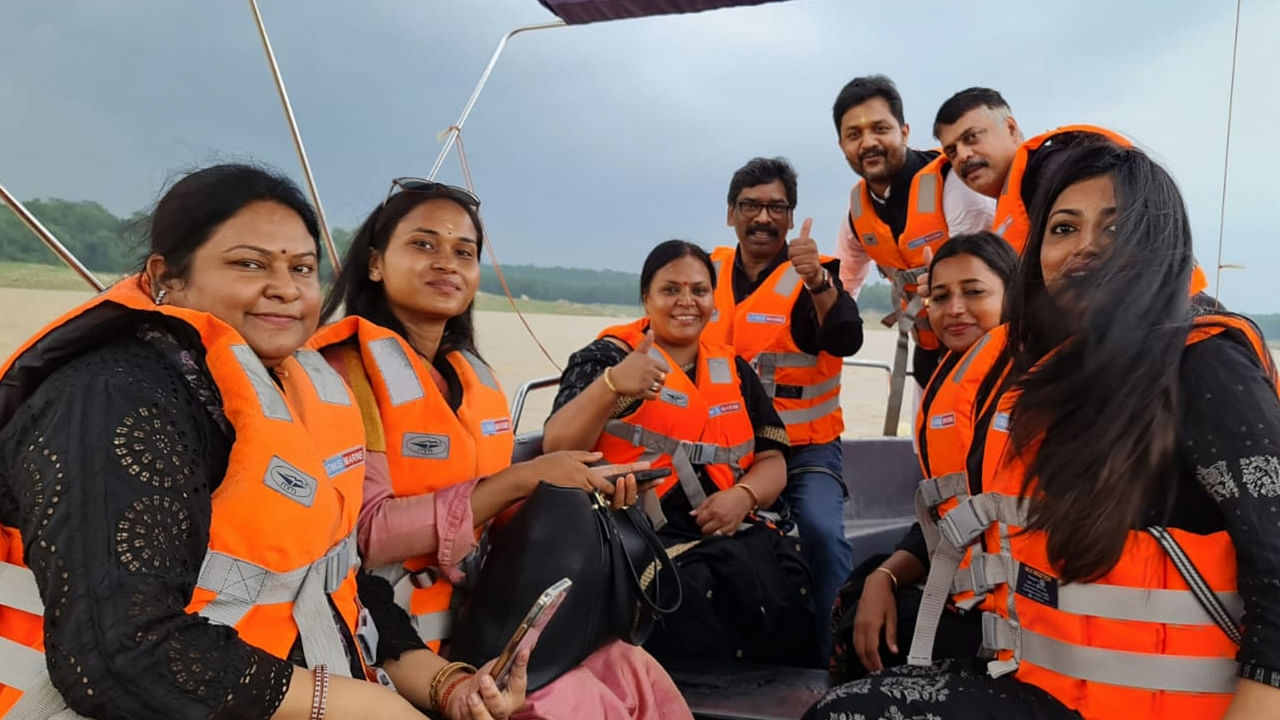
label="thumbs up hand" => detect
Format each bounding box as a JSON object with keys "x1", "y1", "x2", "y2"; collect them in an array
[
  {"x1": 787, "y1": 218, "x2": 825, "y2": 289},
  {"x1": 916, "y1": 246, "x2": 935, "y2": 306},
  {"x1": 606, "y1": 330, "x2": 670, "y2": 401}
]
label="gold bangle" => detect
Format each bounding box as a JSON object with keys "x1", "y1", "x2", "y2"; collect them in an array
[
  {"x1": 602, "y1": 366, "x2": 620, "y2": 395},
  {"x1": 734, "y1": 482, "x2": 760, "y2": 512},
  {"x1": 874, "y1": 566, "x2": 899, "y2": 592},
  {"x1": 430, "y1": 661, "x2": 477, "y2": 710}
]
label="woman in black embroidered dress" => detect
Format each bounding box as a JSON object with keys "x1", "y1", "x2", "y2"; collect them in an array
[{"x1": 806, "y1": 143, "x2": 1280, "y2": 720}]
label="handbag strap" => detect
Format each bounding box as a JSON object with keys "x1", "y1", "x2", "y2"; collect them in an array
[
  {"x1": 1145, "y1": 526, "x2": 1243, "y2": 645},
  {"x1": 606, "y1": 499, "x2": 683, "y2": 615}
]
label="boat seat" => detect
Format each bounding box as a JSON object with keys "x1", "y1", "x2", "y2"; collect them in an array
[{"x1": 664, "y1": 658, "x2": 829, "y2": 720}]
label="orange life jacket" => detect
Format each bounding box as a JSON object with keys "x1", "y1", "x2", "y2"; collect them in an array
[
  {"x1": 308, "y1": 316, "x2": 512, "y2": 649},
  {"x1": 912, "y1": 325, "x2": 1010, "y2": 612},
  {"x1": 704, "y1": 246, "x2": 844, "y2": 445},
  {"x1": 848, "y1": 152, "x2": 951, "y2": 350},
  {"x1": 0, "y1": 278, "x2": 367, "y2": 717},
  {"x1": 993, "y1": 124, "x2": 1209, "y2": 295},
  {"x1": 591, "y1": 319, "x2": 755, "y2": 525},
  {"x1": 921, "y1": 314, "x2": 1276, "y2": 720}
]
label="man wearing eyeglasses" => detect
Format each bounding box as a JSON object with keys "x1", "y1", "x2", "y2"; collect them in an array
[
  {"x1": 705, "y1": 156, "x2": 864, "y2": 664},
  {"x1": 833, "y1": 76, "x2": 995, "y2": 403}
]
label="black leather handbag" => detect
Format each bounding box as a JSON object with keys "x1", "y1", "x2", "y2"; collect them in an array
[{"x1": 448, "y1": 482, "x2": 682, "y2": 691}]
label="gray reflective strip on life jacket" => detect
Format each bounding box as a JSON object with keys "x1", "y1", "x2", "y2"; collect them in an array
[
  {"x1": 367, "y1": 337, "x2": 424, "y2": 406},
  {"x1": 849, "y1": 186, "x2": 864, "y2": 222},
  {"x1": 712, "y1": 259, "x2": 724, "y2": 278},
  {"x1": 947, "y1": 555, "x2": 1244, "y2": 626},
  {"x1": 195, "y1": 531, "x2": 359, "y2": 677},
  {"x1": 982, "y1": 614, "x2": 1238, "y2": 694},
  {"x1": 0, "y1": 635, "x2": 47, "y2": 694},
  {"x1": 705, "y1": 357, "x2": 733, "y2": 385},
  {"x1": 951, "y1": 332, "x2": 992, "y2": 385},
  {"x1": 774, "y1": 266, "x2": 802, "y2": 297},
  {"x1": 994, "y1": 215, "x2": 1014, "y2": 237},
  {"x1": 776, "y1": 394, "x2": 842, "y2": 426},
  {"x1": 231, "y1": 344, "x2": 292, "y2": 422},
  {"x1": 292, "y1": 349, "x2": 353, "y2": 406},
  {"x1": 0, "y1": 561, "x2": 44, "y2": 615},
  {"x1": 458, "y1": 350, "x2": 500, "y2": 392},
  {"x1": 916, "y1": 171, "x2": 939, "y2": 214}
]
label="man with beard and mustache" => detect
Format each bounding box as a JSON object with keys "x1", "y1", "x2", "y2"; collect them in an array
[
  {"x1": 832, "y1": 76, "x2": 994, "y2": 429},
  {"x1": 704, "y1": 156, "x2": 864, "y2": 664}
]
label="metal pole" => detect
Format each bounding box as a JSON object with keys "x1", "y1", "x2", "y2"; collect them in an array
[
  {"x1": 247, "y1": 0, "x2": 342, "y2": 273},
  {"x1": 0, "y1": 181, "x2": 105, "y2": 291},
  {"x1": 427, "y1": 21, "x2": 567, "y2": 181}
]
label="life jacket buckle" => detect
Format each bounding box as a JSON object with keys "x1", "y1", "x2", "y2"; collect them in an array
[
  {"x1": 355, "y1": 606, "x2": 379, "y2": 665},
  {"x1": 978, "y1": 611, "x2": 1015, "y2": 659},
  {"x1": 968, "y1": 553, "x2": 995, "y2": 596},
  {"x1": 937, "y1": 497, "x2": 988, "y2": 549}
]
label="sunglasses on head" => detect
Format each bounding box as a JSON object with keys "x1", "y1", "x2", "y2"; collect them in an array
[{"x1": 384, "y1": 177, "x2": 480, "y2": 209}]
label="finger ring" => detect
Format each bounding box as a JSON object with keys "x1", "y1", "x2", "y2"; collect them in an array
[
  {"x1": 650, "y1": 382, "x2": 661, "y2": 392},
  {"x1": 620, "y1": 504, "x2": 631, "y2": 510},
  {"x1": 713, "y1": 530, "x2": 724, "y2": 536}
]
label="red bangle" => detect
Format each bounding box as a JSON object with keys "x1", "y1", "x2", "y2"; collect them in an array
[{"x1": 439, "y1": 671, "x2": 474, "y2": 712}]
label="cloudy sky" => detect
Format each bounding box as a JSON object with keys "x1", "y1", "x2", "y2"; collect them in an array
[{"x1": 1, "y1": 0, "x2": 1276, "y2": 311}]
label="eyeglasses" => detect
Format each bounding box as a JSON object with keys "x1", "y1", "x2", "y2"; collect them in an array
[
  {"x1": 735, "y1": 199, "x2": 792, "y2": 219},
  {"x1": 385, "y1": 177, "x2": 480, "y2": 209}
]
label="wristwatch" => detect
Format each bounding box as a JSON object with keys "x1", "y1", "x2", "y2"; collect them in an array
[{"x1": 805, "y1": 268, "x2": 833, "y2": 294}]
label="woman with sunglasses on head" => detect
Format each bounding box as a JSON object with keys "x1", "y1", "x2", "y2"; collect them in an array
[
  {"x1": 310, "y1": 179, "x2": 693, "y2": 720},
  {"x1": 807, "y1": 142, "x2": 1280, "y2": 720},
  {"x1": 830, "y1": 231, "x2": 1018, "y2": 681},
  {"x1": 0, "y1": 164, "x2": 525, "y2": 720}
]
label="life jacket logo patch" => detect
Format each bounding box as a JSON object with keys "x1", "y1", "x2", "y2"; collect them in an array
[
  {"x1": 1015, "y1": 564, "x2": 1059, "y2": 608},
  {"x1": 907, "y1": 230, "x2": 945, "y2": 250},
  {"x1": 323, "y1": 446, "x2": 366, "y2": 478},
  {"x1": 659, "y1": 388, "x2": 689, "y2": 408},
  {"x1": 265, "y1": 456, "x2": 318, "y2": 507},
  {"x1": 708, "y1": 401, "x2": 742, "y2": 418},
  {"x1": 481, "y1": 417, "x2": 512, "y2": 436},
  {"x1": 993, "y1": 412, "x2": 1011, "y2": 433},
  {"x1": 403, "y1": 432, "x2": 450, "y2": 459},
  {"x1": 930, "y1": 412, "x2": 956, "y2": 429},
  {"x1": 745, "y1": 313, "x2": 786, "y2": 325}
]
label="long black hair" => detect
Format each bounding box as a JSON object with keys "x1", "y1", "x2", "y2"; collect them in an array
[
  {"x1": 321, "y1": 189, "x2": 485, "y2": 358},
  {"x1": 999, "y1": 141, "x2": 1193, "y2": 582}
]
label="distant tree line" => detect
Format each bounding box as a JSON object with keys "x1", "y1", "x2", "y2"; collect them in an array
[
  {"x1": 0, "y1": 199, "x2": 144, "y2": 272},
  {"x1": 4, "y1": 199, "x2": 1277, "y2": 339}
]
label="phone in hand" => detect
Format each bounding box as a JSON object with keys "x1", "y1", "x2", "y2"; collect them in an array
[
  {"x1": 488, "y1": 577, "x2": 572, "y2": 690},
  {"x1": 603, "y1": 466, "x2": 672, "y2": 490}
]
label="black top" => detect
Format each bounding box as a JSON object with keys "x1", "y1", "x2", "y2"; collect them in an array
[
  {"x1": 0, "y1": 322, "x2": 426, "y2": 720},
  {"x1": 847, "y1": 148, "x2": 941, "y2": 240},
  {"x1": 729, "y1": 247, "x2": 863, "y2": 358},
  {"x1": 551, "y1": 338, "x2": 788, "y2": 536},
  {"x1": 934, "y1": 331, "x2": 1280, "y2": 684}
]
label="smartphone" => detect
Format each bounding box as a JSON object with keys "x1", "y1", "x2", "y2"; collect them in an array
[
  {"x1": 488, "y1": 577, "x2": 572, "y2": 689},
  {"x1": 603, "y1": 467, "x2": 672, "y2": 487}
]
